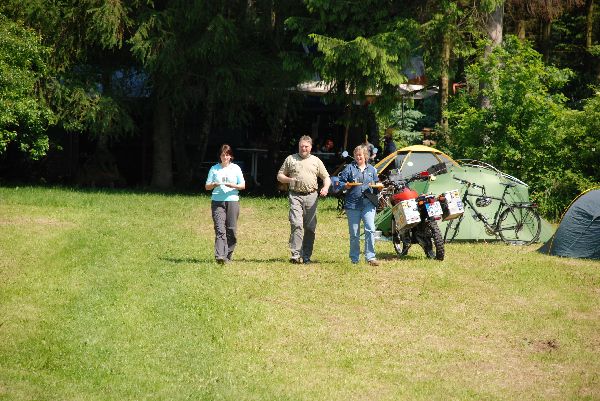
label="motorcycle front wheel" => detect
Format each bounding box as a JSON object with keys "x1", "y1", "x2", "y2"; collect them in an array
[{"x1": 391, "y1": 217, "x2": 411, "y2": 256}]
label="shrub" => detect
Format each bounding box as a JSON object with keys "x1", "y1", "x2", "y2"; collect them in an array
[{"x1": 445, "y1": 36, "x2": 599, "y2": 221}]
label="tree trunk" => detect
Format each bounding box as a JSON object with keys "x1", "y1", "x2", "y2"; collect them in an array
[
  {"x1": 173, "y1": 124, "x2": 191, "y2": 188},
  {"x1": 151, "y1": 98, "x2": 173, "y2": 189},
  {"x1": 486, "y1": 4, "x2": 504, "y2": 48},
  {"x1": 199, "y1": 95, "x2": 214, "y2": 162},
  {"x1": 266, "y1": 94, "x2": 289, "y2": 194},
  {"x1": 541, "y1": 20, "x2": 552, "y2": 63},
  {"x1": 516, "y1": 19, "x2": 527, "y2": 40},
  {"x1": 479, "y1": 3, "x2": 504, "y2": 110},
  {"x1": 440, "y1": 30, "x2": 451, "y2": 132},
  {"x1": 586, "y1": 0, "x2": 594, "y2": 51}
]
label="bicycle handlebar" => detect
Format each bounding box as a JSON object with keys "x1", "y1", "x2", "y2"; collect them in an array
[{"x1": 452, "y1": 176, "x2": 485, "y2": 190}]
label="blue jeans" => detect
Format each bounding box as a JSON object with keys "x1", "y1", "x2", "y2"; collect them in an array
[{"x1": 346, "y1": 198, "x2": 377, "y2": 263}]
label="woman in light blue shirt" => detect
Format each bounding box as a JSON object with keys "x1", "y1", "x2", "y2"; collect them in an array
[{"x1": 205, "y1": 144, "x2": 245, "y2": 264}]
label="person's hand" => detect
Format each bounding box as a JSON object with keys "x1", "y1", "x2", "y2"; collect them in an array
[{"x1": 319, "y1": 187, "x2": 328, "y2": 197}]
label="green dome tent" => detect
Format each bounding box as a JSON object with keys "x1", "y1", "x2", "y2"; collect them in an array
[
  {"x1": 539, "y1": 189, "x2": 600, "y2": 259},
  {"x1": 374, "y1": 146, "x2": 554, "y2": 242}
]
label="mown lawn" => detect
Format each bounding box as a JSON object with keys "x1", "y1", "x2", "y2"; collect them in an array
[{"x1": 1, "y1": 186, "x2": 598, "y2": 400}]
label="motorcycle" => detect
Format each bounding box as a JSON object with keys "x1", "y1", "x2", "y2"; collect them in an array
[{"x1": 376, "y1": 167, "x2": 447, "y2": 260}]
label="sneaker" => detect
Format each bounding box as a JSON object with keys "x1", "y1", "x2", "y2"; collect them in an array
[
  {"x1": 367, "y1": 259, "x2": 380, "y2": 266},
  {"x1": 216, "y1": 258, "x2": 226, "y2": 265},
  {"x1": 290, "y1": 257, "x2": 303, "y2": 264}
]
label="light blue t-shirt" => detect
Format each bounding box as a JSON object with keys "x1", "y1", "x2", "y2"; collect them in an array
[{"x1": 205, "y1": 163, "x2": 245, "y2": 201}]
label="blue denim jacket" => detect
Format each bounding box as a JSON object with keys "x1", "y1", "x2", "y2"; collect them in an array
[{"x1": 338, "y1": 162, "x2": 379, "y2": 210}]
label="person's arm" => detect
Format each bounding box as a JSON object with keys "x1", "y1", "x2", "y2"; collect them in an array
[
  {"x1": 317, "y1": 159, "x2": 331, "y2": 197},
  {"x1": 205, "y1": 182, "x2": 220, "y2": 191},
  {"x1": 277, "y1": 171, "x2": 296, "y2": 184},
  {"x1": 320, "y1": 175, "x2": 331, "y2": 197},
  {"x1": 223, "y1": 181, "x2": 245, "y2": 190},
  {"x1": 276, "y1": 157, "x2": 296, "y2": 184},
  {"x1": 338, "y1": 166, "x2": 353, "y2": 189},
  {"x1": 205, "y1": 168, "x2": 219, "y2": 191}
]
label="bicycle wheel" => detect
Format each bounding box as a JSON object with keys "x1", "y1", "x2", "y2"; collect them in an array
[
  {"x1": 444, "y1": 215, "x2": 464, "y2": 243},
  {"x1": 497, "y1": 205, "x2": 541, "y2": 245},
  {"x1": 391, "y1": 217, "x2": 411, "y2": 256}
]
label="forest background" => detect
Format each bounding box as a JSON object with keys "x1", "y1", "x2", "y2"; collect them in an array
[{"x1": 1, "y1": 0, "x2": 599, "y2": 221}]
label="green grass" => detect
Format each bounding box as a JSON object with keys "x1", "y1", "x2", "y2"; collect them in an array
[{"x1": 1, "y1": 186, "x2": 599, "y2": 400}]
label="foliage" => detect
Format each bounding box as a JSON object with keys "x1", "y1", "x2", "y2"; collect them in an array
[
  {"x1": 285, "y1": 1, "x2": 420, "y2": 117},
  {"x1": 0, "y1": 14, "x2": 55, "y2": 159},
  {"x1": 375, "y1": 101, "x2": 426, "y2": 148},
  {"x1": 130, "y1": 0, "x2": 299, "y2": 127},
  {"x1": 1, "y1": 1, "x2": 142, "y2": 146},
  {"x1": 446, "y1": 36, "x2": 599, "y2": 220},
  {"x1": 537, "y1": 93, "x2": 600, "y2": 219},
  {"x1": 47, "y1": 69, "x2": 136, "y2": 138}
]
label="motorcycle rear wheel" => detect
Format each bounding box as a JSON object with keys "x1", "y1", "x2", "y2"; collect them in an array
[{"x1": 420, "y1": 221, "x2": 445, "y2": 261}]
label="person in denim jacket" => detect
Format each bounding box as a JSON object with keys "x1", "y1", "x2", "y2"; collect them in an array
[{"x1": 338, "y1": 145, "x2": 381, "y2": 266}]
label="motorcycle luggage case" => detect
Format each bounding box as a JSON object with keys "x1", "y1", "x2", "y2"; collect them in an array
[
  {"x1": 440, "y1": 189, "x2": 464, "y2": 221},
  {"x1": 393, "y1": 198, "x2": 421, "y2": 230}
]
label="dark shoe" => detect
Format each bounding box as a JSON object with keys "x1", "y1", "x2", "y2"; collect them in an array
[
  {"x1": 367, "y1": 259, "x2": 380, "y2": 266},
  {"x1": 290, "y1": 257, "x2": 303, "y2": 264},
  {"x1": 216, "y1": 258, "x2": 226, "y2": 265},
  {"x1": 303, "y1": 259, "x2": 312, "y2": 264}
]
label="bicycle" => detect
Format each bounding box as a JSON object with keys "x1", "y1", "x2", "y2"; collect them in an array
[{"x1": 444, "y1": 176, "x2": 542, "y2": 245}]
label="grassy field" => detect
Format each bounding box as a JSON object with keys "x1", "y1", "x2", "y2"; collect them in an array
[{"x1": 1, "y1": 186, "x2": 599, "y2": 400}]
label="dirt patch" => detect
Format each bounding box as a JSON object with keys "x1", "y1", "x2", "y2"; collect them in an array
[{"x1": 524, "y1": 337, "x2": 560, "y2": 352}]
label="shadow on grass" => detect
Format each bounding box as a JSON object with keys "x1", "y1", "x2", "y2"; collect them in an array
[
  {"x1": 377, "y1": 251, "x2": 431, "y2": 261},
  {"x1": 160, "y1": 256, "x2": 214, "y2": 264},
  {"x1": 159, "y1": 256, "x2": 337, "y2": 265}
]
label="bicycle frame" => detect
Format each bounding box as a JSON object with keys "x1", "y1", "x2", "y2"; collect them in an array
[
  {"x1": 447, "y1": 176, "x2": 541, "y2": 245},
  {"x1": 456, "y1": 179, "x2": 514, "y2": 234}
]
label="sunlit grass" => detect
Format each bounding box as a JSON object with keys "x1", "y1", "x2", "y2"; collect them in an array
[{"x1": 1, "y1": 186, "x2": 598, "y2": 400}]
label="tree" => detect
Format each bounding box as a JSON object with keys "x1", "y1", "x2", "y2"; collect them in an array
[
  {"x1": 1, "y1": 0, "x2": 141, "y2": 185},
  {"x1": 285, "y1": 0, "x2": 419, "y2": 148},
  {"x1": 0, "y1": 14, "x2": 54, "y2": 159},
  {"x1": 131, "y1": 0, "x2": 302, "y2": 188},
  {"x1": 446, "y1": 36, "x2": 599, "y2": 219}
]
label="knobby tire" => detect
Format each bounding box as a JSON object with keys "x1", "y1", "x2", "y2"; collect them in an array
[
  {"x1": 424, "y1": 220, "x2": 445, "y2": 261},
  {"x1": 391, "y1": 217, "x2": 411, "y2": 256}
]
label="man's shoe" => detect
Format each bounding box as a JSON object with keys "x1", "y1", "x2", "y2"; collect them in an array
[
  {"x1": 367, "y1": 259, "x2": 380, "y2": 266},
  {"x1": 216, "y1": 258, "x2": 226, "y2": 265},
  {"x1": 290, "y1": 257, "x2": 303, "y2": 264},
  {"x1": 303, "y1": 258, "x2": 312, "y2": 264}
]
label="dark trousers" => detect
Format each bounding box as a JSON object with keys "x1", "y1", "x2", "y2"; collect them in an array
[{"x1": 211, "y1": 201, "x2": 240, "y2": 261}]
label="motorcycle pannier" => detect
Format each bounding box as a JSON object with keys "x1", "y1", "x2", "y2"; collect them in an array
[
  {"x1": 392, "y1": 199, "x2": 421, "y2": 230},
  {"x1": 440, "y1": 189, "x2": 465, "y2": 221}
]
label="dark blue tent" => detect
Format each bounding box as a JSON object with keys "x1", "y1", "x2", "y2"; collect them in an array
[{"x1": 539, "y1": 189, "x2": 600, "y2": 259}]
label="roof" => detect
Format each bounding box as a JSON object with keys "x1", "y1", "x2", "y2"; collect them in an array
[{"x1": 291, "y1": 81, "x2": 438, "y2": 99}]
